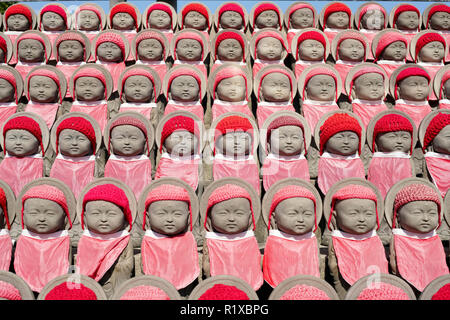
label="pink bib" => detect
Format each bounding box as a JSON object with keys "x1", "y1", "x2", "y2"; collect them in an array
[
  {"x1": 70, "y1": 100, "x2": 108, "y2": 133},
  {"x1": 56, "y1": 62, "x2": 85, "y2": 98},
  {"x1": 43, "y1": 31, "x2": 62, "y2": 61},
  {"x1": 141, "y1": 230, "x2": 200, "y2": 289},
  {"x1": 294, "y1": 61, "x2": 325, "y2": 80},
  {"x1": 0, "y1": 155, "x2": 43, "y2": 196},
  {"x1": 324, "y1": 28, "x2": 341, "y2": 45},
  {"x1": 332, "y1": 230, "x2": 388, "y2": 286},
  {"x1": 136, "y1": 61, "x2": 168, "y2": 82},
  {"x1": 0, "y1": 231, "x2": 12, "y2": 271},
  {"x1": 0, "y1": 103, "x2": 17, "y2": 129},
  {"x1": 263, "y1": 230, "x2": 320, "y2": 288},
  {"x1": 161, "y1": 30, "x2": 174, "y2": 45},
  {"x1": 394, "y1": 100, "x2": 431, "y2": 129},
  {"x1": 439, "y1": 99, "x2": 450, "y2": 110},
  {"x1": 352, "y1": 100, "x2": 388, "y2": 128},
  {"x1": 119, "y1": 102, "x2": 157, "y2": 120},
  {"x1": 393, "y1": 228, "x2": 449, "y2": 292},
  {"x1": 377, "y1": 61, "x2": 402, "y2": 79},
  {"x1": 253, "y1": 60, "x2": 284, "y2": 78},
  {"x1": 360, "y1": 29, "x2": 378, "y2": 60},
  {"x1": 287, "y1": 30, "x2": 297, "y2": 53},
  {"x1": 5, "y1": 31, "x2": 21, "y2": 65},
  {"x1": 14, "y1": 230, "x2": 70, "y2": 292},
  {"x1": 425, "y1": 152, "x2": 450, "y2": 197},
  {"x1": 95, "y1": 61, "x2": 125, "y2": 91},
  {"x1": 213, "y1": 155, "x2": 260, "y2": 194},
  {"x1": 302, "y1": 100, "x2": 339, "y2": 134},
  {"x1": 206, "y1": 231, "x2": 263, "y2": 290},
  {"x1": 25, "y1": 102, "x2": 60, "y2": 129},
  {"x1": 399, "y1": 31, "x2": 417, "y2": 61},
  {"x1": 16, "y1": 62, "x2": 45, "y2": 81},
  {"x1": 211, "y1": 100, "x2": 252, "y2": 121},
  {"x1": 155, "y1": 153, "x2": 200, "y2": 191},
  {"x1": 262, "y1": 154, "x2": 310, "y2": 191},
  {"x1": 173, "y1": 60, "x2": 207, "y2": 79},
  {"x1": 334, "y1": 61, "x2": 356, "y2": 85},
  {"x1": 256, "y1": 101, "x2": 295, "y2": 128},
  {"x1": 164, "y1": 100, "x2": 204, "y2": 122},
  {"x1": 440, "y1": 31, "x2": 450, "y2": 62},
  {"x1": 122, "y1": 30, "x2": 136, "y2": 62}
]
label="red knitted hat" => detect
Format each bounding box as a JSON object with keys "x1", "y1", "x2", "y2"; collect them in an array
[
  {"x1": 73, "y1": 67, "x2": 107, "y2": 100},
  {"x1": 393, "y1": 183, "x2": 442, "y2": 228},
  {"x1": 27, "y1": 68, "x2": 61, "y2": 103},
  {"x1": 415, "y1": 32, "x2": 446, "y2": 63},
  {"x1": 348, "y1": 67, "x2": 385, "y2": 100},
  {"x1": 0, "y1": 69, "x2": 18, "y2": 104},
  {"x1": 174, "y1": 31, "x2": 205, "y2": 60},
  {"x1": 0, "y1": 281, "x2": 21, "y2": 300},
  {"x1": 167, "y1": 68, "x2": 202, "y2": 98},
  {"x1": 357, "y1": 283, "x2": 410, "y2": 300},
  {"x1": 44, "y1": 282, "x2": 97, "y2": 300},
  {"x1": 328, "y1": 184, "x2": 379, "y2": 231},
  {"x1": 95, "y1": 32, "x2": 126, "y2": 61},
  {"x1": 280, "y1": 284, "x2": 330, "y2": 300},
  {"x1": 319, "y1": 113, "x2": 362, "y2": 155},
  {"x1": 214, "y1": 115, "x2": 254, "y2": 144},
  {"x1": 205, "y1": 184, "x2": 255, "y2": 231},
  {"x1": 358, "y1": 4, "x2": 387, "y2": 29},
  {"x1": 56, "y1": 116, "x2": 97, "y2": 156},
  {"x1": 182, "y1": 3, "x2": 209, "y2": 29},
  {"x1": 432, "y1": 283, "x2": 450, "y2": 300},
  {"x1": 427, "y1": 5, "x2": 450, "y2": 28},
  {"x1": 82, "y1": 184, "x2": 133, "y2": 231},
  {"x1": 146, "y1": 3, "x2": 173, "y2": 28},
  {"x1": 160, "y1": 115, "x2": 199, "y2": 153},
  {"x1": 323, "y1": 3, "x2": 352, "y2": 28},
  {"x1": 258, "y1": 69, "x2": 294, "y2": 102},
  {"x1": 423, "y1": 113, "x2": 450, "y2": 151},
  {"x1": 136, "y1": 30, "x2": 167, "y2": 60},
  {"x1": 0, "y1": 188, "x2": 9, "y2": 230},
  {"x1": 393, "y1": 5, "x2": 420, "y2": 31},
  {"x1": 120, "y1": 285, "x2": 170, "y2": 300},
  {"x1": 21, "y1": 185, "x2": 71, "y2": 229},
  {"x1": 215, "y1": 31, "x2": 246, "y2": 62},
  {"x1": 394, "y1": 67, "x2": 430, "y2": 100},
  {"x1": 199, "y1": 284, "x2": 249, "y2": 300},
  {"x1": 143, "y1": 184, "x2": 192, "y2": 230},
  {"x1": 269, "y1": 185, "x2": 317, "y2": 231},
  {"x1": 109, "y1": 115, "x2": 149, "y2": 155},
  {"x1": 0, "y1": 37, "x2": 7, "y2": 64},
  {"x1": 3, "y1": 116, "x2": 44, "y2": 156},
  {"x1": 110, "y1": 3, "x2": 138, "y2": 30},
  {"x1": 120, "y1": 68, "x2": 156, "y2": 102},
  {"x1": 213, "y1": 67, "x2": 247, "y2": 99},
  {"x1": 336, "y1": 32, "x2": 367, "y2": 60},
  {"x1": 289, "y1": 4, "x2": 315, "y2": 27},
  {"x1": 76, "y1": 5, "x2": 103, "y2": 28},
  {"x1": 55, "y1": 32, "x2": 86, "y2": 61},
  {"x1": 254, "y1": 30, "x2": 287, "y2": 58},
  {"x1": 295, "y1": 30, "x2": 327, "y2": 60},
  {"x1": 253, "y1": 3, "x2": 281, "y2": 30},
  {"x1": 266, "y1": 116, "x2": 307, "y2": 155},
  {"x1": 373, "y1": 113, "x2": 414, "y2": 153},
  {"x1": 374, "y1": 32, "x2": 407, "y2": 62},
  {"x1": 5, "y1": 4, "x2": 33, "y2": 31},
  {"x1": 303, "y1": 67, "x2": 339, "y2": 100},
  {"x1": 17, "y1": 33, "x2": 48, "y2": 62},
  {"x1": 40, "y1": 5, "x2": 67, "y2": 30},
  {"x1": 218, "y1": 4, "x2": 245, "y2": 23}
]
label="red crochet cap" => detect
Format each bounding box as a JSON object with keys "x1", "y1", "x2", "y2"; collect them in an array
[
  {"x1": 27, "y1": 68, "x2": 61, "y2": 103},
  {"x1": 358, "y1": 4, "x2": 387, "y2": 29},
  {"x1": 394, "y1": 67, "x2": 430, "y2": 100},
  {"x1": 0, "y1": 37, "x2": 7, "y2": 63},
  {"x1": 427, "y1": 5, "x2": 450, "y2": 29},
  {"x1": 44, "y1": 282, "x2": 97, "y2": 300},
  {"x1": 40, "y1": 5, "x2": 67, "y2": 28},
  {"x1": 253, "y1": 3, "x2": 281, "y2": 30},
  {"x1": 21, "y1": 185, "x2": 71, "y2": 229},
  {"x1": 289, "y1": 4, "x2": 315, "y2": 27},
  {"x1": 268, "y1": 185, "x2": 317, "y2": 231},
  {"x1": 423, "y1": 113, "x2": 450, "y2": 151},
  {"x1": 120, "y1": 285, "x2": 170, "y2": 300},
  {"x1": 136, "y1": 30, "x2": 166, "y2": 60},
  {"x1": 348, "y1": 67, "x2": 385, "y2": 100},
  {"x1": 303, "y1": 67, "x2": 339, "y2": 101},
  {"x1": 295, "y1": 30, "x2": 327, "y2": 60},
  {"x1": 328, "y1": 184, "x2": 379, "y2": 231},
  {"x1": 109, "y1": 115, "x2": 149, "y2": 155},
  {"x1": 432, "y1": 283, "x2": 450, "y2": 300},
  {"x1": 393, "y1": 4, "x2": 420, "y2": 31},
  {"x1": 393, "y1": 183, "x2": 442, "y2": 228},
  {"x1": 219, "y1": 4, "x2": 245, "y2": 23},
  {"x1": 73, "y1": 67, "x2": 107, "y2": 100},
  {"x1": 82, "y1": 183, "x2": 133, "y2": 231},
  {"x1": 17, "y1": 33, "x2": 48, "y2": 62},
  {"x1": 110, "y1": 3, "x2": 138, "y2": 30},
  {"x1": 415, "y1": 32, "x2": 446, "y2": 63},
  {"x1": 56, "y1": 116, "x2": 97, "y2": 156},
  {"x1": 3, "y1": 115, "x2": 44, "y2": 156},
  {"x1": 258, "y1": 69, "x2": 294, "y2": 102},
  {"x1": 55, "y1": 32, "x2": 87, "y2": 61},
  {"x1": 0, "y1": 69, "x2": 18, "y2": 104},
  {"x1": 215, "y1": 31, "x2": 246, "y2": 62},
  {"x1": 0, "y1": 281, "x2": 21, "y2": 300},
  {"x1": 5, "y1": 4, "x2": 33, "y2": 31},
  {"x1": 266, "y1": 115, "x2": 307, "y2": 155},
  {"x1": 214, "y1": 114, "x2": 254, "y2": 145},
  {"x1": 280, "y1": 284, "x2": 330, "y2": 300},
  {"x1": 357, "y1": 283, "x2": 410, "y2": 300},
  {"x1": 319, "y1": 113, "x2": 362, "y2": 155},
  {"x1": 0, "y1": 188, "x2": 9, "y2": 230},
  {"x1": 167, "y1": 68, "x2": 202, "y2": 98},
  {"x1": 120, "y1": 68, "x2": 156, "y2": 102},
  {"x1": 146, "y1": 3, "x2": 173, "y2": 28},
  {"x1": 323, "y1": 3, "x2": 352, "y2": 28},
  {"x1": 373, "y1": 113, "x2": 414, "y2": 153},
  {"x1": 213, "y1": 67, "x2": 247, "y2": 99},
  {"x1": 336, "y1": 32, "x2": 367, "y2": 60},
  {"x1": 182, "y1": 3, "x2": 209, "y2": 29},
  {"x1": 374, "y1": 31, "x2": 407, "y2": 62},
  {"x1": 76, "y1": 5, "x2": 103, "y2": 28},
  {"x1": 143, "y1": 184, "x2": 192, "y2": 231},
  {"x1": 174, "y1": 31, "x2": 205, "y2": 60},
  {"x1": 199, "y1": 284, "x2": 249, "y2": 300},
  {"x1": 254, "y1": 30, "x2": 287, "y2": 58},
  {"x1": 95, "y1": 31, "x2": 126, "y2": 61},
  {"x1": 205, "y1": 184, "x2": 255, "y2": 231},
  {"x1": 160, "y1": 115, "x2": 199, "y2": 153}
]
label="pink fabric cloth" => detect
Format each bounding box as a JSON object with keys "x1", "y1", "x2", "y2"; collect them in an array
[
  {"x1": 164, "y1": 101, "x2": 204, "y2": 122},
  {"x1": 0, "y1": 156, "x2": 43, "y2": 196},
  {"x1": 96, "y1": 61, "x2": 125, "y2": 91},
  {"x1": 0, "y1": 104, "x2": 17, "y2": 129},
  {"x1": 302, "y1": 101, "x2": 339, "y2": 134},
  {"x1": 256, "y1": 102, "x2": 295, "y2": 128},
  {"x1": 394, "y1": 101, "x2": 431, "y2": 129},
  {"x1": 377, "y1": 62, "x2": 402, "y2": 79},
  {"x1": 425, "y1": 153, "x2": 450, "y2": 198},
  {"x1": 137, "y1": 62, "x2": 167, "y2": 83},
  {"x1": 43, "y1": 31, "x2": 62, "y2": 61},
  {"x1": 211, "y1": 101, "x2": 252, "y2": 121},
  {"x1": 25, "y1": 102, "x2": 59, "y2": 129},
  {"x1": 16, "y1": 63, "x2": 43, "y2": 81},
  {"x1": 334, "y1": 62, "x2": 354, "y2": 86},
  {"x1": 5, "y1": 32, "x2": 20, "y2": 65},
  {"x1": 262, "y1": 155, "x2": 310, "y2": 191},
  {"x1": 173, "y1": 61, "x2": 207, "y2": 79},
  {"x1": 213, "y1": 156, "x2": 260, "y2": 195},
  {"x1": 324, "y1": 29, "x2": 340, "y2": 46},
  {"x1": 70, "y1": 101, "x2": 108, "y2": 133},
  {"x1": 439, "y1": 100, "x2": 450, "y2": 110},
  {"x1": 118, "y1": 103, "x2": 154, "y2": 119},
  {"x1": 122, "y1": 31, "x2": 136, "y2": 62},
  {"x1": 141, "y1": 231, "x2": 199, "y2": 289},
  {"x1": 56, "y1": 62, "x2": 84, "y2": 98},
  {"x1": 0, "y1": 233, "x2": 12, "y2": 271},
  {"x1": 360, "y1": 30, "x2": 378, "y2": 60},
  {"x1": 352, "y1": 101, "x2": 388, "y2": 128},
  {"x1": 253, "y1": 61, "x2": 284, "y2": 78},
  {"x1": 155, "y1": 155, "x2": 200, "y2": 191}
]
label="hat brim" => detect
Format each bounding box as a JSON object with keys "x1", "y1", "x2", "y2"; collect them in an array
[
  {"x1": 421, "y1": 3, "x2": 439, "y2": 30},
  {"x1": 53, "y1": 30, "x2": 91, "y2": 62},
  {"x1": 178, "y1": 2, "x2": 213, "y2": 31},
  {"x1": 370, "y1": 28, "x2": 405, "y2": 59},
  {"x1": 213, "y1": 2, "x2": 249, "y2": 31},
  {"x1": 290, "y1": 27, "x2": 330, "y2": 62},
  {"x1": 410, "y1": 30, "x2": 448, "y2": 63},
  {"x1": 249, "y1": 28, "x2": 288, "y2": 60},
  {"x1": 210, "y1": 29, "x2": 250, "y2": 62},
  {"x1": 0, "y1": 179, "x2": 16, "y2": 230},
  {"x1": 117, "y1": 64, "x2": 162, "y2": 102},
  {"x1": 0, "y1": 33, "x2": 13, "y2": 64},
  {"x1": 207, "y1": 62, "x2": 252, "y2": 100},
  {"x1": 169, "y1": 28, "x2": 210, "y2": 62},
  {"x1": 268, "y1": 274, "x2": 339, "y2": 300},
  {"x1": 319, "y1": 2, "x2": 354, "y2": 29},
  {"x1": 162, "y1": 64, "x2": 207, "y2": 100},
  {"x1": 283, "y1": 2, "x2": 318, "y2": 30},
  {"x1": 433, "y1": 63, "x2": 450, "y2": 99},
  {"x1": 344, "y1": 62, "x2": 388, "y2": 99},
  {"x1": 38, "y1": 3, "x2": 72, "y2": 30},
  {"x1": 254, "y1": 64, "x2": 297, "y2": 103},
  {"x1": 418, "y1": 109, "x2": 450, "y2": 150},
  {"x1": 92, "y1": 29, "x2": 131, "y2": 62},
  {"x1": 0, "y1": 270, "x2": 35, "y2": 300},
  {"x1": 111, "y1": 275, "x2": 182, "y2": 300},
  {"x1": 330, "y1": 30, "x2": 370, "y2": 62},
  {"x1": 37, "y1": 274, "x2": 107, "y2": 300},
  {"x1": 143, "y1": 3, "x2": 178, "y2": 30},
  {"x1": 444, "y1": 190, "x2": 450, "y2": 233},
  {"x1": 15, "y1": 31, "x2": 52, "y2": 63},
  {"x1": 188, "y1": 275, "x2": 259, "y2": 300},
  {"x1": 3, "y1": 4, "x2": 38, "y2": 30},
  {"x1": 0, "y1": 65, "x2": 24, "y2": 101},
  {"x1": 131, "y1": 29, "x2": 170, "y2": 61},
  {"x1": 420, "y1": 274, "x2": 450, "y2": 300},
  {"x1": 69, "y1": 63, "x2": 114, "y2": 100},
  {"x1": 74, "y1": 3, "x2": 107, "y2": 30},
  {"x1": 388, "y1": 3, "x2": 421, "y2": 28},
  {"x1": 249, "y1": 1, "x2": 284, "y2": 31},
  {"x1": 297, "y1": 63, "x2": 342, "y2": 100},
  {"x1": 107, "y1": 2, "x2": 142, "y2": 29},
  {"x1": 24, "y1": 65, "x2": 67, "y2": 104}
]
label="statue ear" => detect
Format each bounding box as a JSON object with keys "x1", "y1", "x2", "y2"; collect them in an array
[
  {"x1": 330, "y1": 210, "x2": 338, "y2": 230},
  {"x1": 351, "y1": 84, "x2": 357, "y2": 100},
  {"x1": 206, "y1": 215, "x2": 212, "y2": 231},
  {"x1": 259, "y1": 87, "x2": 265, "y2": 101},
  {"x1": 270, "y1": 211, "x2": 277, "y2": 230},
  {"x1": 247, "y1": 211, "x2": 253, "y2": 230},
  {"x1": 109, "y1": 141, "x2": 114, "y2": 154},
  {"x1": 145, "y1": 209, "x2": 151, "y2": 230}
]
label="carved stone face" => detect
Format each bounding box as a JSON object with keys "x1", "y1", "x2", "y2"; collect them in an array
[
  {"x1": 217, "y1": 38, "x2": 243, "y2": 62},
  {"x1": 29, "y1": 76, "x2": 58, "y2": 103},
  {"x1": 124, "y1": 75, "x2": 153, "y2": 103},
  {"x1": 176, "y1": 38, "x2": 202, "y2": 61},
  {"x1": 397, "y1": 76, "x2": 429, "y2": 101},
  {"x1": 75, "y1": 76, "x2": 105, "y2": 101},
  {"x1": 184, "y1": 11, "x2": 207, "y2": 30},
  {"x1": 353, "y1": 73, "x2": 385, "y2": 101},
  {"x1": 443, "y1": 79, "x2": 450, "y2": 99},
  {"x1": 325, "y1": 131, "x2": 359, "y2": 156},
  {"x1": 334, "y1": 198, "x2": 377, "y2": 234},
  {"x1": 256, "y1": 37, "x2": 283, "y2": 61},
  {"x1": 220, "y1": 10, "x2": 244, "y2": 30},
  {"x1": 112, "y1": 12, "x2": 135, "y2": 30},
  {"x1": 255, "y1": 10, "x2": 279, "y2": 29},
  {"x1": 163, "y1": 130, "x2": 198, "y2": 157},
  {"x1": 169, "y1": 75, "x2": 199, "y2": 101},
  {"x1": 23, "y1": 198, "x2": 66, "y2": 234},
  {"x1": 397, "y1": 200, "x2": 439, "y2": 233},
  {"x1": 97, "y1": 41, "x2": 123, "y2": 62},
  {"x1": 137, "y1": 39, "x2": 164, "y2": 61},
  {"x1": 216, "y1": 131, "x2": 251, "y2": 157},
  {"x1": 298, "y1": 39, "x2": 324, "y2": 61},
  {"x1": 261, "y1": 72, "x2": 291, "y2": 102},
  {"x1": 361, "y1": 10, "x2": 385, "y2": 30},
  {"x1": 269, "y1": 125, "x2": 304, "y2": 156},
  {"x1": 18, "y1": 39, "x2": 45, "y2": 63},
  {"x1": 84, "y1": 200, "x2": 127, "y2": 234},
  {"x1": 0, "y1": 79, "x2": 15, "y2": 103},
  {"x1": 110, "y1": 124, "x2": 146, "y2": 156},
  {"x1": 77, "y1": 10, "x2": 100, "y2": 31},
  {"x1": 375, "y1": 131, "x2": 412, "y2": 153},
  {"x1": 432, "y1": 125, "x2": 450, "y2": 154},
  {"x1": 326, "y1": 11, "x2": 349, "y2": 29},
  {"x1": 148, "y1": 200, "x2": 189, "y2": 235},
  {"x1": 290, "y1": 8, "x2": 314, "y2": 29},
  {"x1": 273, "y1": 197, "x2": 315, "y2": 235},
  {"x1": 58, "y1": 40, "x2": 84, "y2": 62},
  {"x1": 338, "y1": 39, "x2": 365, "y2": 62},
  {"x1": 58, "y1": 128, "x2": 93, "y2": 157},
  {"x1": 395, "y1": 11, "x2": 419, "y2": 30},
  {"x1": 210, "y1": 197, "x2": 252, "y2": 234},
  {"x1": 7, "y1": 14, "x2": 30, "y2": 31},
  {"x1": 305, "y1": 74, "x2": 336, "y2": 101},
  {"x1": 148, "y1": 10, "x2": 171, "y2": 29},
  {"x1": 41, "y1": 11, "x2": 66, "y2": 31},
  {"x1": 216, "y1": 75, "x2": 246, "y2": 102},
  {"x1": 429, "y1": 11, "x2": 450, "y2": 31},
  {"x1": 418, "y1": 41, "x2": 445, "y2": 63},
  {"x1": 5, "y1": 129, "x2": 40, "y2": 157},
  {"x1": 381, "y1": 41, "x2": 407, "y2": 61}
]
